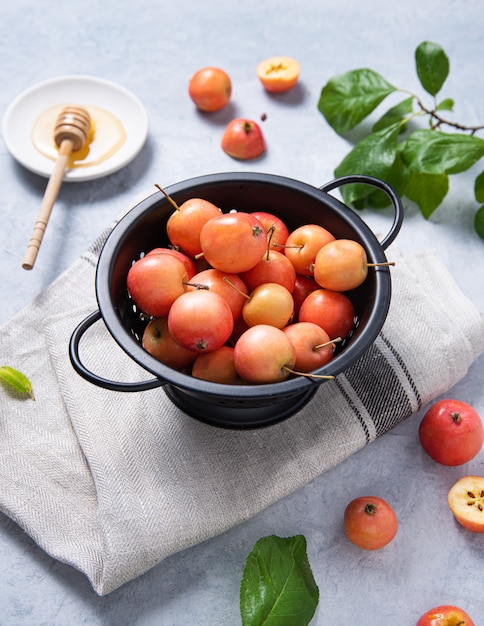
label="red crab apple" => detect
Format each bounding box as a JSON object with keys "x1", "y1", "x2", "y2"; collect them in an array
[
  {"x1": 447, "y1": 475, "x2": 484, "y2": 533},
  {"x1": 292, "y1": 274, "x2": 319, "y2": 317},
  {"x1": 283, "y1": 322, "x2": 335, "y2": 372},
  {"x1": 251, "y1": 211, "x2": 290, "y2": 248},
  {"x1": 343, "y1": 496, "x2": 398, "y2": 550},
  {"x1": 314, "y1": 238, "x2": 394, "y2": 292},
  {"x1": 416, "y1": 604, "x2": 475, "y2": 626},
  {"x1": 221, "y1": 118, "x2": 266, "y2": 160},
  {"x1": 230, "y1": 315, "x2": 250, "y2": 344},
  {"x1": 146, "y1": 247, "x2": 196, "y2": 280},
  {"x1": 298, "y1": 288, "x2": 355, "y2": 340},
  {"x1": 200, "y1": 211, "x2": 268, "y2": 273},
  {"x1": 240, "y1": 249, "x2": 296, "y2": 293},
  {"x1": 155, "y1": 184, "x2": 221, "y2": 257},
  {"x1": 282, "y1": 223, "x2": 335, "y2": 275},
  {"x1": 191, "y1": 346, "x2": 240, "y2": 384},
  {"x1": 418, "y1": 399, "x2": 483, "y2": 466},
  {"x1": 187, "y1": 268, "x2": 248, "y2": 321},
  {"x1": 188, "y1": 67, "x2": 232, "y2": 112},
  {"x1": 242, "y1": 282, "x2": 294, "y2": 329},
  {"x1": 127, "y1": 253, "x2": 187, "y2": 317},
  {"x1": 142, "y1": 317, "x2": 197, "y2": 371},
  {"x1": 233, "y1": 324, "x2": 296, "y2": 383},
  {"x1": 168, "y1": 290, "x2": 233, "y2": 353}
]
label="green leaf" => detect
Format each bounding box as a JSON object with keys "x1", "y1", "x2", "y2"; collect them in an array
[
  {"x1": 475, "y1": 171, "x2": 484, "y2": 203},
  {"x1": 372, "y1": 97, "x2": 414, "y2": 132},
  {"x1": 415, "y1": 41, "x2": 450, "y2": 96},
  {"x1": 240, "y1": 535, "x2": 319, "y2": 626},
  {"x1": 318, "y1": 68, "x2": 396, "y2": 134},
  {"x1": 334, "y1": 122, "x2": 401, "y2": 205},
  {"x1": 401, "y1": 129, "x2": 484, "y2": 175},
  {"x1": 474, "y1": 206, "x2": 484, "y2": 239},
  {"x1": 405, "y1": 171, "x2": 449, "y2": 218},
  {"x1": 0, "y1": 366, "x2": 35, "y2": 400},
  {"x1": 435, "y1": 98, "x2": 454, "y2": 112}
]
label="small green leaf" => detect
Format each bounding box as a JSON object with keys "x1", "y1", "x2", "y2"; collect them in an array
[
  {"x1": 406, "y1": 171, "x2": 449, "y2": 218},
  {"x1": 475, "y1": 171, "x2": 484, "y2": 203},
  {"x1": 334, "y1": 122, "x2": 401, "y2": 205},
  {"x1": 474, "y1": 206, "x2": 484, "y2": 239},
  {"x1": 240, "y1": 535, "x2": 319, "y2": 626},
  {"x1": 415, "y1": 41, "x2": 450, "y2": 96},
  {"x1": 0, "y1": 366, "x2": 35, "y2": 400},
  {"x1": 401, "y1": 129, "x2": 484, "y2": 175},
  {"x1": 435, "y1": 98, "x2": 454, "y2": 112},
  {"x1": 318, "y1": 68, "x2": 396, "y2": 134},
  {"x1": 372, "y1": 96, "x2": 414, "y2": 132}
]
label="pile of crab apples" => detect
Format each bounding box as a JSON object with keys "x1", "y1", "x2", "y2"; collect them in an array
[{"x1": 126, "y1": 186, "x2": 393, "y2": 385}]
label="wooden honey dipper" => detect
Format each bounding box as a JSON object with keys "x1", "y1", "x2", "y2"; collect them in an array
[{"x1": 22, "y1": 105, "x2": 91, "y2": 270}]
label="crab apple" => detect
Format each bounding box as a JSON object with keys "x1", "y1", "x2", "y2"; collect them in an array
[
  {"x1": 283, "y1": 322, "x2": 334, "y2": 372},
  {"x1": 200, "y1": 211, "x2": 268, "y2": 273},
  {"x1": 164, "y1": 195, "x2": 221, "y2": 257},
  {"x1": 191, "y1": 346, "x2": 240, "y2": 384},
  {"x1": 240, "y1": 249, "x2": 296, "y2": 293},
  {"x1": 282, "y1": 224, "x2": 335, "y2": 276},
  {"x1": 188, "y1": 67, "x2": 232, "y2": 112},
  {"x1": 298, "y1": 288, "x2": 355, "y2": 340},
  {"x1": 256, "y1": 56, "x2": 300, "y2": 93},
  {"x1": 251, "y1": 211, "x2": 290, "y2": 248},
  {"x1": 418, "y1": 399, "x2": 483, "y2": 466},
  {"x1": 187, "y1": 268, "x2": 248, "y2": 321},
  {"x1": 142, "y1": 317, "x2": 197, "y2": 371},
  {"x1": 221, "y1": 118, "x2": 266, "y2": 160},
  {"x1": 146, "y1": 247, "x2": 196, "y2": 280},
  {"x1": 168, "y1": 290, "x2": 233, "y2": 353},
  {"x1": 314, "y1": 238, "x2": 394, "y2": 292},
  {"x1": 127, "y1": 253, "x2": 187, "y2": 317},
  {"x1": 242, "y1": 283, "x2": 294, "y2": 329},
  {"x1": 292, "y1": 274, "x2": 319, "y2": 317},
  {"x1": 447, "y1": 475, "x2": 484, "y2": 533},
  {"x1": 416, "y1": 604, "x2": 475, "y2": 626},
  {"x1": 343, "y1": 496, "x2": 398, "y2": 550},
  {"x1": 234, "y1": 324, "x2": 296, "y2": 384},
  {"x1": 230, "y1": 315, "x2": 250, "y2": 344}
]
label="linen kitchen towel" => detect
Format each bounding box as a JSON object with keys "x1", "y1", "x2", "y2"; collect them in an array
[{"x1": 0, "y1": 229, "x2": 483, "y2": 595}]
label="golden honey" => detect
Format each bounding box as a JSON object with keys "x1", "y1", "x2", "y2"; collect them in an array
[{"x1": 31, "y1": 104, "x2": 126, "y2": 168}]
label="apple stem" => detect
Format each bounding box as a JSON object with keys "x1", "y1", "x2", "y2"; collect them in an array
[
  {"x1": 222, "y1": 276, "x2": 250, "y2": 300},
  {"x1": 273, "y1": 243, "x2": 304, "y2": 251},
  {"x1": 154, "y1": 183, "x2": 180, "y2": 211},
  {"x1": 313, "y1": 337, "x2": 342, "y2": 352},
  {"x1": 283, "y1": 366, "x2": 334, "y2": 380},
  {"x1": 265, "y1": 225, "x2": 276, "y2": 259},
  {"x1": 366, "y1": 261, "x2": 395, "y2": 268}
]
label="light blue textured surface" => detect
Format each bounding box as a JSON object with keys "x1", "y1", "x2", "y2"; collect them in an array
[{"x1": 1, "y1": 1, "x2": 483, "y2": 624}]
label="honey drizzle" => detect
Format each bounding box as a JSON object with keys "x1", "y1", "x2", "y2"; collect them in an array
[{"x1": 31, "y1": 104, "x2": 126, "y2": 168}]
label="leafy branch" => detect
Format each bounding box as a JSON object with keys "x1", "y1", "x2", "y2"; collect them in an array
[
  {"x1": 413, "y1": 94, "x2": 484, "y2": 133},
  {"x1": 317, "y1": 41, "x2": 484, "y2": 238}
]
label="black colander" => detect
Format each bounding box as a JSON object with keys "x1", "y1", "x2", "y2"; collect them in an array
[{"x1": 69, "y1": 172, "x2": 403, "y2": 428}]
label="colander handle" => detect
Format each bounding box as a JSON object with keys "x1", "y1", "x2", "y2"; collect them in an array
[
  {"x1": 319, "y1": 175, "x2": 403, "y2": 250},
  {"x1": 69, "y1": 310, "x2": 165, "y2": 392}
]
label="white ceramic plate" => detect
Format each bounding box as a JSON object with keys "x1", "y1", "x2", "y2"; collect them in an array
[{"x1": 2, "y1": 75, "x2": 148, "y2": 181}]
